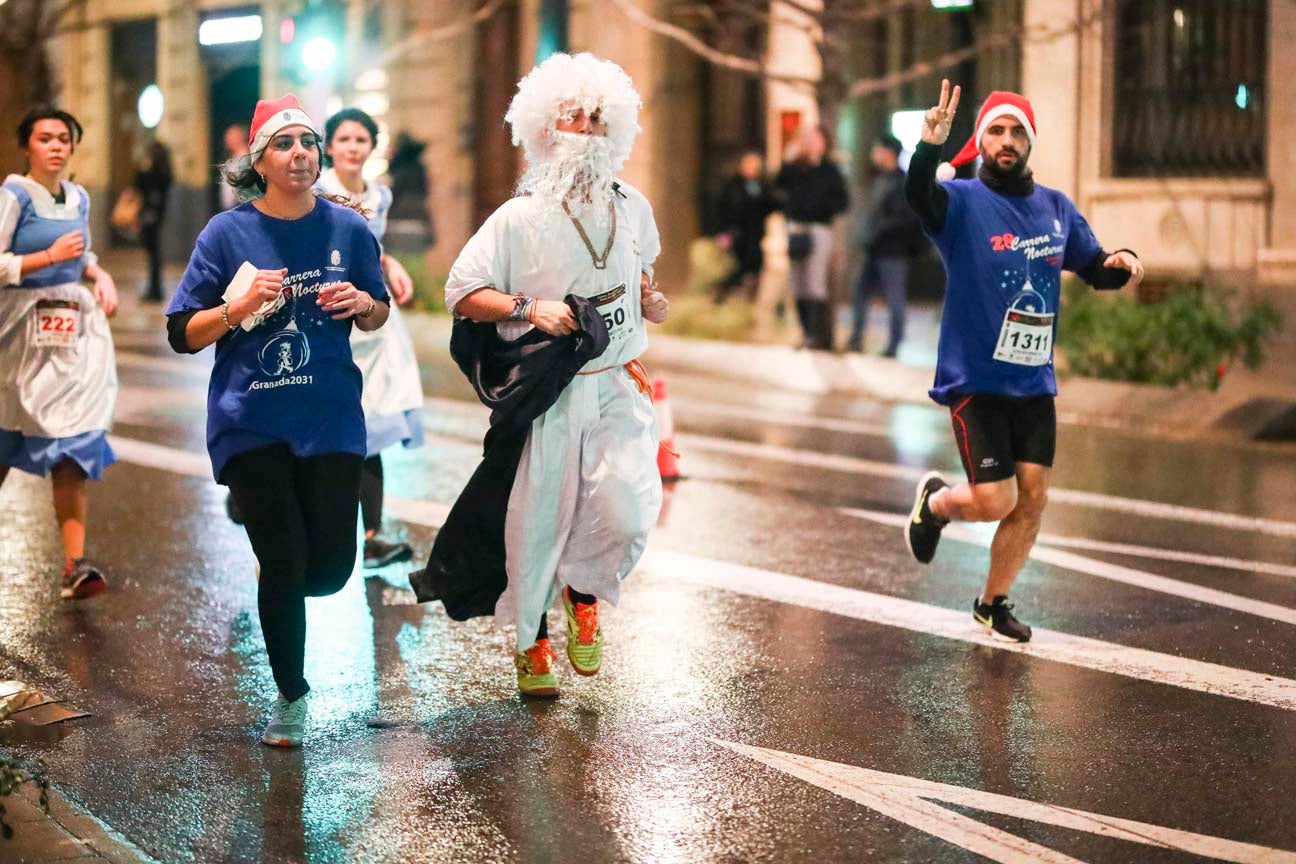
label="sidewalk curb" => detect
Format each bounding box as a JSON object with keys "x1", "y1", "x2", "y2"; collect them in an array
[
  {"x1": 7, "y1": 782, "x2": 158, "y2": 864},
  {"x1": 639, "y1": 331, "x2": 1296, "y2": 443}
]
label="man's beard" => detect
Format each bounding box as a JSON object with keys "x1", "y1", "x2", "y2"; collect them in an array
[
  {"x1": 980, "y1": 146, "x2": 1030, "y2": 179},
  {"x1": 519, "y1": 131, "x2": 618, "y2": 223}
]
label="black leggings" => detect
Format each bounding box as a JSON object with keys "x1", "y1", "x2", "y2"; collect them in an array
[
  {"x1": 360, "y1": 454, "x2": 383, "y2": 534},
  {"x1": 224, "y1": 444, "x2": 363, "y2": 701}
]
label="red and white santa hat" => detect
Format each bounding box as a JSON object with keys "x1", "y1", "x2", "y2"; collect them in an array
[
  {"x1": 936, "y1": 90, "x2": 1036, "y2": 181},
  {"x1": 247, "y1": 93, "x2": 318, "y2": 159}
]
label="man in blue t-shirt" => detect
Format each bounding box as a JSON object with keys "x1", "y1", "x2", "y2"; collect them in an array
[{"x1": 902, "y1": 81, "x2": 1144, "y2": 642}]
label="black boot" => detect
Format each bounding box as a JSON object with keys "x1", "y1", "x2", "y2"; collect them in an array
[{"x1": 794, "y1": 299, "x2": 814, "y2": 348}]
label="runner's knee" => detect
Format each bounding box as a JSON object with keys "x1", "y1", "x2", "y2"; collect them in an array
[{"x1": 969, "y1": 481, "x2": 1016, "y2": 521}]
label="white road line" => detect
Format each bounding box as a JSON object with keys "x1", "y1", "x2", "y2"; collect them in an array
[
  {"x1": 678, "y1": 433, "x2": 1296, "y2": 540},
  {"x1": 104, "y1": 434, "x2": 1296, "y2": 710},
  {"x1": 715, "y1": 741, "x2": 1296, "y2": 864},
  {"x1": 1028, "y1": 532, "x2": 1296, "y2": 581},
  {"x1": 842, "y1": 508, "x2": 1296, "y2": 626},
  {"x1": 642, "y1": 548, "x2": 1296, "y2": 711},
  {"x1": 113, "y1": 349, "x2": 1296, "y2": 540}
]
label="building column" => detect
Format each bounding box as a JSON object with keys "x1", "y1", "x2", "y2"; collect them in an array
[
  {"x1": 1259, "y1": 0, "x2": 1296, "y2": 285},
  {"x1": 1019, "y1": 0, "x2": 1083, "y2": 201},
  {"x1": 57, "y1": 3, "x2": 112, "y2": 246},
  {"x1": 158, "y1": 1, "x2": 209, "y2": 262}
]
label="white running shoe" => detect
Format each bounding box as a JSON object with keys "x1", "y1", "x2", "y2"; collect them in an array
[{"x1": 262, "y1": 694, "x2": 308, "y2": 748}]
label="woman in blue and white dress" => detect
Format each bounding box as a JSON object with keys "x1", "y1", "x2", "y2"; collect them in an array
[
  {"x1": 316, "y1": 108, "x2": 425, "y2": 568},
  {"x1": 0, "y1": 106, "x2": 119, "y2": 599}
]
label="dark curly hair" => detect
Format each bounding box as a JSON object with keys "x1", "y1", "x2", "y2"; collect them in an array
[
  {"x1": 17, "y1": 106, "x2": 83, "y2": 152},
  {"x1": 322, "y1": 108, "x2": 379, "y2": 168}
]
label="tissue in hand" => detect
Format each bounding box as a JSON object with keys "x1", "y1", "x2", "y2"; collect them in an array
[{"x1": 222, "y1": 261, "x2": 285, "y2": 331}]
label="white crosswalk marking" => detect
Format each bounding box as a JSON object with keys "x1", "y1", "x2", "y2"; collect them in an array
[{"x1": 714, "y1": 741, "x2": 1296, "y2": 864}]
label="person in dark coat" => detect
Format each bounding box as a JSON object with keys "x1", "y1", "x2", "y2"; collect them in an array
[
  {"x1": 775, "y1": 125, "x2": 849, "y2": 350},
  {"x1": 848, "y1": 133, "x2": 927, "y2": 355},
  {"x1": 713, "y1": 150, "x2": 776, "y2": 303},
  {"x1": 133, "y1": 141, "x2": 171, "y2": 302}
]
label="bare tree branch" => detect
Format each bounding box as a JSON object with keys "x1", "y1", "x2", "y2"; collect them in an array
[
  {"x1": 846, "y1": 5, "x2": 1105, "y2": 98},
  {"x1": 372, "y1": 0, "x2": 510, "y2": 68},
  {"x1": 606, "y1": 0, "x2": 815, "y2": 87}
]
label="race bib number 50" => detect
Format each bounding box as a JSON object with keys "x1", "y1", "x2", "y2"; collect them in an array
[
  {"x1": 592, "y1": 284, "x2": 632, "y2": 342},
  {"x1": 33, "y1": 299, "x2": 82, "y2": 349}
]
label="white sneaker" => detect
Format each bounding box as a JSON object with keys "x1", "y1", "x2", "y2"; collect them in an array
[{"x1": 262, "y1": 694, "x2": 308, "y2": 748}]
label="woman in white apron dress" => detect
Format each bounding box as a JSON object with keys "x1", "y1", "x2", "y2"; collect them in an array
[
  {"x1": 0, "y1": 107, "x2": 119, "y2": 600},
  {"x1": 316, "y1": 108, "x2": 425, "y2": 569}
]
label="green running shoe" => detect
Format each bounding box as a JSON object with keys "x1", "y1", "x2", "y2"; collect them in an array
[
  {"x1": 564, "y1": 587, "x2": 604, "y2": 676},
  {"x1": 515, "y1": 639, "x2": 560, "y2": 697}
]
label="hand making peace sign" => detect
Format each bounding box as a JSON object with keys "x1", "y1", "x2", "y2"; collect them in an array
[{"x1": 921, "y1": 79, "x2": 962, "y2": 146}]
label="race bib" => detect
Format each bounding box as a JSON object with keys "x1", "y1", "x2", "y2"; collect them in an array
[
  {"x1": 993, "y1": 289, "x2": 1053, "y2": 367},
  {"x1": 592, "y1": 284, "x2": 633, "y2": 343},
  {"x1": 32, "y1": 299, "x2": 82, "y2": 349}
]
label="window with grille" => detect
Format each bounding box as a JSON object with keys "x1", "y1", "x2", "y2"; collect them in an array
[{"x1": 1112, "y1": 0, "x2": 1266, "y2": 177}]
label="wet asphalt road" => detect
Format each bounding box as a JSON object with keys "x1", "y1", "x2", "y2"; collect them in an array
[{"x1": 2, "y1": 308, "x2": 1295, "y2": 864}]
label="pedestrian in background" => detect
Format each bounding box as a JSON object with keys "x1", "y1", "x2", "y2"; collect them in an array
[
  {"x1": 134, "y1": 140, "x2": 172, "y2": 303},
  {"x1": 0, "y1": 106, "x2": 119, "y2": 600},
  {"x1": 775, "y1": 124, "x2": 849, "y2": 350},
  {"x1": 713, "y1": 149, "x2": 775, "y2": 303},
  {"x1": 848, "y1": 133, "x2": 926, "y2": 356},
  {"x1": 383, "y1": 132, "x2": 436, "y2": 256},
  {"x1": 317, "y1": 107, "x2": 425, "y2": 569},
  {"x1": 218, "y1": 122, "x2": 248, "y2": 212},
  {"x1": 165, "y1": 94, "x2": 390, "y2": 748}
]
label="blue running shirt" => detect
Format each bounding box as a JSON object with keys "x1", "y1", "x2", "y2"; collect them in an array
[
  {"x1": 167, "y1": 199, "x2": 388, "y2": 480},
  {"x1": 926, "y1": 178, "x2": 1103, "y2": 405}
]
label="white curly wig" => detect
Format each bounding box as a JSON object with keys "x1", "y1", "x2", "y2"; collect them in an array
[{"x1": 505, "y1": 52, "x2": 642, "y2": 180}]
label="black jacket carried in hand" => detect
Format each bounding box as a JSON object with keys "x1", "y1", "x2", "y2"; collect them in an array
[{"x1": 408, "y1": 296, "x2": 610, "y2": 620}]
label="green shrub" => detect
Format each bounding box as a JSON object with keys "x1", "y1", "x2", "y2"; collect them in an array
[
  {"x1": 0, "y1": 752, "x2": 48, "y2": 839},
  {"x1": 1057, "y1": 280, "x2": 1281, "y2": 389},
  {"x1": 391, "y1": 253, "x2": 448, "y2": 316},
  {"x1": 657, "y1": 293, "x2": 760, "y2": 342}
]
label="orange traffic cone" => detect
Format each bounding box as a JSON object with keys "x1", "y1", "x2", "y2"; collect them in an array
[{"x1": 652, "y1": 378, "x2": 681, "y2": 481}]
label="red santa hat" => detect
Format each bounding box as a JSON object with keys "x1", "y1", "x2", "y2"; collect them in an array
[
  {"x1": 936, "y1": 90, "x2": 1036, "y2": 181},
  {"x1": 247, "y1": 93, "x2": 318, "y2": 159}
]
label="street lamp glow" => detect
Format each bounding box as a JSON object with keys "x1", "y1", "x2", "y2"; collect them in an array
[
  {"x1": 301, "y1": 36, "x2": 337, "y2": 71},
  {"x1": 199, "y1": 15, "x2": 263, "y2": 46},
  {"x1": 137, "y1": 85, "x2": 164, "y2": 129},
  {"x1": 890, "y1": 110, "x2": 926, "y2": 153}
]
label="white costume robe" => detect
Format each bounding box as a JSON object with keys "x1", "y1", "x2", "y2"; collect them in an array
[{"x1": 445, "y1": 182, "x2": 663, "y2": 648}]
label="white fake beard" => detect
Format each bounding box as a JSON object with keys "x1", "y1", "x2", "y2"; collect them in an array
[{"x1": 520, "y1": 131, "x2": 618, "y2": 224}]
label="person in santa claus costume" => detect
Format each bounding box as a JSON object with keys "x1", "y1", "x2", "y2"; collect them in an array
[
  {"x1": 902, "y1": 81, "x2": 1145, "y2": 642},
  {"x1": 434, "y1": 52, "x2": 669, "y2": 697}
]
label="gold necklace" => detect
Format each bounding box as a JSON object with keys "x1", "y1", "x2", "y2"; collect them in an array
[{"x1": 563, "y1": 199, "x2": 616, "y2": 270}]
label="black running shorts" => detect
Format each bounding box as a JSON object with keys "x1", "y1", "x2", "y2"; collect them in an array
[{"x1": 948, "y1": 393, "x2": 1056, "y2": 484}]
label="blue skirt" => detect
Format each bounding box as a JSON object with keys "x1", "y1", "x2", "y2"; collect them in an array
[
  {"x1": 0, "y1": 428, "x2": 116, "y2": 480},
  {"x1": 365, "y1": 408, "x2": 425, "y2": 458}
]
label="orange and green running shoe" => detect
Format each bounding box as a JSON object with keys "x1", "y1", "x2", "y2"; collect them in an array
[
  {"x1": 515, "y1": 639, "x2": 559, "y2": 697},
  {"x1": 564, "y1": 587, "x2": 604, "y2": 676}
]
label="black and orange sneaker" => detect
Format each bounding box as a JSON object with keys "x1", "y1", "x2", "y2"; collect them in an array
[{"x1": 60, "y1": 558, "x2": 107, "y2": 600}]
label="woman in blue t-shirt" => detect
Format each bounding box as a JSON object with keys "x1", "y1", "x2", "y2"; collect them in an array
[
  {"x1": 0, "y1": 106, "x2": 120, "y2": 600},
  {"x1": 165, "y1": 95, "x2": 390, "y2": 749},
  {"x1": 315, "y1": 107, "x2": 425, "y2": 570}
]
